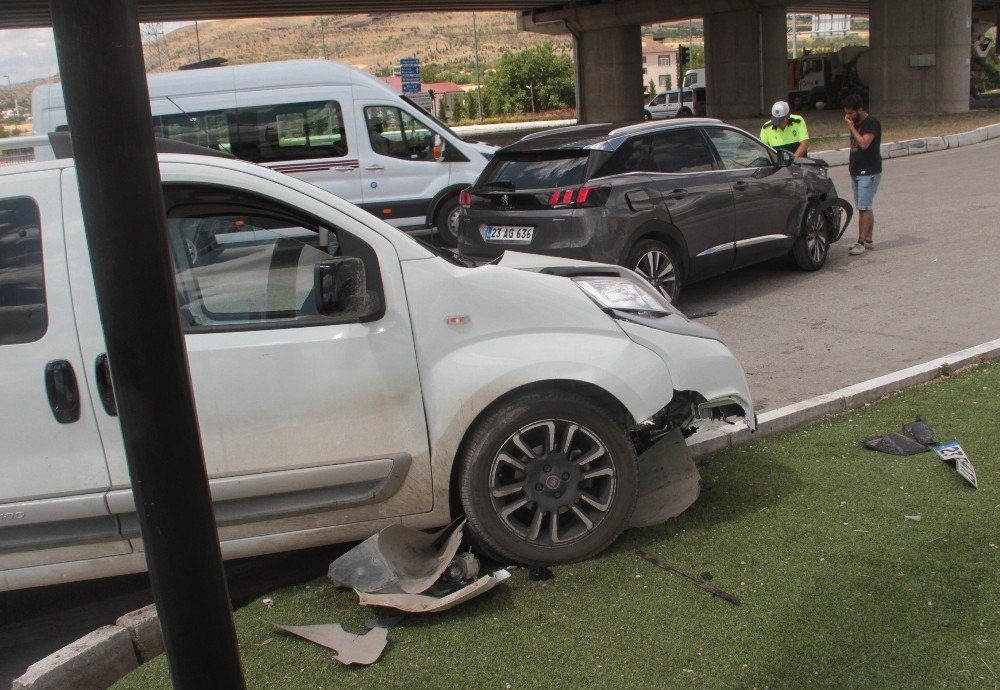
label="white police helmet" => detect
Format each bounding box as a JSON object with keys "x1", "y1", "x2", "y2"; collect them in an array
[{"x1": 771, "y1": 100, "x2": 791, "y2": 126}]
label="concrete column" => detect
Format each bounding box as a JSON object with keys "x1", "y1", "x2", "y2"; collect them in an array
[
  {"x1": 869, "y1": 0, "x2": 971, "y2": 115},
  {"x1": 575, "y1": 24, "x2": 644, "y2": 124},
  {"x1": 704, "y1": 7, "x2": 787, "y2": 118}
]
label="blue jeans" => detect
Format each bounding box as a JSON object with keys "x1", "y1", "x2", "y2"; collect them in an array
[{"x1": 851, "y1": 173, "x2": 882, "y2": 211}]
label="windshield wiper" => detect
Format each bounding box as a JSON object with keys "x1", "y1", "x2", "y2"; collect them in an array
[{"x1": 414, "y1": 237, "x2": 482, "y2": 268}]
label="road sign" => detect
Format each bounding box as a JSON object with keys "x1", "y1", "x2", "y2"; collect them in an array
[
  {"x1": 400, "y1": 57, "x2": 420, "y2": 65},
  {"x1": 400, "y1": 65, "x2": 421, "y2": 77},
  {"x1": 401, "y1": 74, "x2": 421, "y2": 83},
  {"x1": 408, "y1": 92, "x2": 433, "y2": 112},
  {"x1": 401, "y1": 82, "x2": 421, "y2": 93}
]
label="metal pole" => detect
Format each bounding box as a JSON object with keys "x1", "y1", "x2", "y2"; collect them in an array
[
  {"x1": 3, "y1": 75, "x2": 17, "y2": 115},
  {"x1": 792, "y1": 13, "x2": 798, "y2": 59},
  {"x1": 195, "y1": 20, "x2": 202, "y2": 62},
  {"x1": 48, "y1": 1, "x2": 245, "y2": 687},
  {"x1": 321, "y1": 17, "x2": 328, "y2": 59},
  {"x1": 472, "y1": 12, "x2": 483, "y2": 121}
]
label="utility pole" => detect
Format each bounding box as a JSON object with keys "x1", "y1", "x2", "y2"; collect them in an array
[
  {"x1": 791, "y1": 13, "x2": 798, "y2": 59},
  {"x1": 320, "y1": 18, "x2": 329, "y2": 59},
  {"x1": 472, "y1": 12, "x2": 483, "y2": 121},
  {"x1": 195, "y1": 20, "x2": 203, "y2": 62},
  {"x1": 2, "y1": 75, "x2": 17, "y2": 116}
]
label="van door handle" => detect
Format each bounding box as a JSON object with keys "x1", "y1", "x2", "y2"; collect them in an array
[
  {"x1": 365, "y1": 164, "x2": 385, "y2": 171},
  {"x1": 666, "y1": 188, "x2": 688, "y2": 200},
  {"x1": 44, "y1": 360, "x2": 81, "y2": 424},
  {"x1": 332, "y1": 166, "x2": 355, "y2": 172},
  {"x1": 733, "y1": 180, "x2": 749, "y2": 191},
  {"x1": 95, "y1": 353, "x2": 118, "y2": 417}
]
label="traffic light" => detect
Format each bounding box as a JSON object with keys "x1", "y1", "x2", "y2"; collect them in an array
[{"x1": 679, "y1": 46, "x2": 690, "y2": 68}]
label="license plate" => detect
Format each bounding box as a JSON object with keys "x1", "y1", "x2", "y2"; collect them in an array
[{"x1": 484, "y1": 225, "x2": 534, "y2": 243}]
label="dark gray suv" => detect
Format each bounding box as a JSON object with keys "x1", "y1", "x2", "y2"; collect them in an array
[{"x1": 457, "y1": 119, "x2": 848, "y2": 301}]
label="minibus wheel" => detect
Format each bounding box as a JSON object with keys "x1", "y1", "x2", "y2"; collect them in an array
[
  {"x1": 458, "y1": 389, "x2": 638, "y2": 565},
  {"x1": 435, "y1": 195, "x2": 462, "y2": 246}
]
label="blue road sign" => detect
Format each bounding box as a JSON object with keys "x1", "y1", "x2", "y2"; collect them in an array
[
  {"x1": 401, "y1": 82, "x2": 422, "y2": 93},
  {"x1": 400, "y1": 65, "x2": 421, "y2": 76},
  {"x1": 400, "y1": 58, "x2": 420, "y2": 65}
]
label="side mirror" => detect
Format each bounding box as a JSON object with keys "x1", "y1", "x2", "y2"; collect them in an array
[
  {"x1": 778, "y1": 149, "x2": 795, "y2": 167},
  {"x1": 314, "y1": 257, "x2": 380, "y2": 318},
  {"x1": 433, "y1": 134, "x2": 445, "y2": 161}
]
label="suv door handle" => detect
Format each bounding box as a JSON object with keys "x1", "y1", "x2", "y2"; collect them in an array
[
  {"x1": 44, "y1": 360, "x2": 81, "y2": 424},
  {"x1": 733, "y1": 180, "x2": 749, "y2": 191},
  {"x1": 365, "y1": 164, "x2": 385, "y2": 171},
  {"x1": 666, "y1": 188, "x2": 688, "y2": 200},
  {"x1": 95, "y1": 353, "x2": 118, "y2": 417}
]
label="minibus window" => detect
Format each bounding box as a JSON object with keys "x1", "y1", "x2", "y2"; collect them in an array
[
  {"x1": 240, "y1": 101, "x2": 348, "y2": 163},
  {"x1": 155, "y1": 110, "x2": 232, "y2": 153},
  {"x1": 0, "y1": 197, "x2": 47, "y2": 345},
  {"x1": 364, "y1": 106, "x2": 434, "y2": 161}
]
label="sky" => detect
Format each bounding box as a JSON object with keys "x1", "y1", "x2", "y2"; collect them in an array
[{"x1": 0, "y1": 22, "x2": 193, "y2": 84}]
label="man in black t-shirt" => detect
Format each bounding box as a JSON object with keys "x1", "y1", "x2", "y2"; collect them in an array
[{"x1": 844, "y1": 94, "x2": 882, "y2": 256}]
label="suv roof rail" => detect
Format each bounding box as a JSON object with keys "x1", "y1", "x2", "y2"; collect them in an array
[
  {"x1": 519, "y1": 123, "x2": 610, "y2": 142},
  {"x1": 608, "y1": 118, "x2": 722, "y2": 137}
]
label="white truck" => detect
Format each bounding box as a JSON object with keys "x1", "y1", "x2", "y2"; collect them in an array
[{"x1": 0, "y1": 142, "x2": 754, "y2": 590}]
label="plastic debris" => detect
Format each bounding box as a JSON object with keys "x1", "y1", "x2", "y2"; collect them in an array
[
  {"x1": 636, "y1": 551, "x2": 740, "y2": 605},
  {"x1": 628, "y1": 428, "x2": 700, "y2": 528},
  {"x1": 933, "y1": 440, "x2": 979, "y2": 488},
  {"x1": 528, "y1": 566, "x2": 554, "y2": 581},
  {"x1": 905, "y1": 515, "x2": 922, "y2": 521},
  {"x1": 271, "y1": 622, "x2": 388, "y2": 666},
  {"x1": 328, "y1": 519, "x2": 466, "y2": 595},
  {"x1": 902, "y1": 418, "x2": 939, "y2": 446},
  {"x1": 862, "y1": 432, "x2": 930, "y2": 456},
  {"x1": 261, "y1": 598, "x2": 274, "y2": 608},
  {"x1": 356, "y1": 569, "x2": 512, "y2": 613}
]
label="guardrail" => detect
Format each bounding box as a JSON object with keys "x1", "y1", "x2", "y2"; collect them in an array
[{"x1": 0, "y1": 134, "x2": 49, "y2": 167}]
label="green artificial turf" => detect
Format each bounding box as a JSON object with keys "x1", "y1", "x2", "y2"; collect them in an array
[{"x1": 116, "y1": 362, "x2": 999, "y2": 689}]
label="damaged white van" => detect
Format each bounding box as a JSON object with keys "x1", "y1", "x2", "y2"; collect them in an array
[{"x1": 0, "y1": 148, "x2": 753, "y2": 591}]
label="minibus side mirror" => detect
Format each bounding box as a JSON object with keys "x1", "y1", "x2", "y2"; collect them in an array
[
  {"x1": 434, "y1": 134, "x2": 445, "y2": 161},
  {"x1": 314, "y1": 257, "x2": 379, "y2": 318}
]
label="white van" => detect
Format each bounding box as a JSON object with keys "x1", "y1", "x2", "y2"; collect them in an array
[
  {"x1": 645, "y1": 90, "x2": 694, "y2": 120},
  {"x1": 31, "y1": 60, "x2": 494, "y2": 244},
  {"x1": 0, "y1": 147, "x2": 754, "y2": 591}
]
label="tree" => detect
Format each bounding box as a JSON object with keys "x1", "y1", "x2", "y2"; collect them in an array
[
  {"x1": 647, "y1": 79, "x2": 657, "y2": 97},
  {"x1": 483, "y1": 44, "x2": 575, "y2": 115}
]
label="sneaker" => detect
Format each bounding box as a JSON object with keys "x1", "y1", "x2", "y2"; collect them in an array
[
  {"x1": 864, "y1": 240, "x2": 874, "y2": 251},
  {"x1": 849, "y1": 242, "x2": 866, "y2": 256}
]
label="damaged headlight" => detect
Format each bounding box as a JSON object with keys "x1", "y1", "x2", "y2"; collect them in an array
[{"x1": 573, "y1": 277, "x2": 674, "y2": 315}]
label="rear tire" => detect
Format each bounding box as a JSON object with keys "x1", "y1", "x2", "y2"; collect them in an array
[
  {"x1": 625, "y1": 239, "x2": 682, "y2": 303},
  {"x1": 677, "y1": 107, "x2": 693, "y2": 118},
  {"x1": 458, "y1": 390, "x2": 638, "y2": 565},
  {"x1": 791, "y1": 203, "x2": 831, "y2": 271},
  {"x1": 434, "y1": 194, "x2": 462, "y2": 247}
]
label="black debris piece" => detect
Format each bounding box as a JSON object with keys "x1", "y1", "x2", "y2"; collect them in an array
[
  {"x1": 902, "y1": 417, "x2": 939, "y2": 446},
  {"x1": 861, "y1": 432, "x2": 930, "y2": 456},
  {"x1": 699, "y1": 571, "x2": 714, "y2": 581},
  {"x1": 636, "y1": 551, "x2": 740, "y2": 605},
  {"x1": 528, "y1": 566, "x2": 554, "y2": 581}
]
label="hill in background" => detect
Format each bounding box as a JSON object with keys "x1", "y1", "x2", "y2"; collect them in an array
[{"x1": 141, "y1": 12, "x2": 572, "y2": 75}]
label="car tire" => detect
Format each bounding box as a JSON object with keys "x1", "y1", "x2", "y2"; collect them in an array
[
  {"x1": 644, "y1": 110, "x2": 653, "y2": 121},
  {"x1": 434, "y1": 194, "x2": 462, "y2": 247},
  {"x1": 458, "y1": 390, "x2": 638, "y2": 566},
  {"x1": 791, "y1": 203, "x2": 832, "y2": 271},
  {"x1": 626, "y1": 239, "x2": 682, "y2": 303},
  {"x1": 678, "y1": 107, "x2": 692, "y2": 117}
]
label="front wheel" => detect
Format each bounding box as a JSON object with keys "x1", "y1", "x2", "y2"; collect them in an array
[
  {"x1": 626, "y1": 239, "x2": 682, "y2": 303},
  {"x1": 458, "y1": 390, "x2": 638, "y2": 565},
  {"x1": 791, "y1": 203, "x2": 831, "y2": 270},
  {"x1": 434, "y1": 194, "x2": 462, "y2": 246}
]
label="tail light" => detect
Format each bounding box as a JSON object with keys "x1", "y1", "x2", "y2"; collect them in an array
[
  {"x1": 548, "y1": 185, "x2": 610, "y2": 209},
  {"x1": 459, "y1": 188, "x2": 472, "y2": 207}
]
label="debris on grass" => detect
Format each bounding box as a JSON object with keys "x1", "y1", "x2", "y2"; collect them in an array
[
  {"x1": 271, "y1": 622, "x2": 388, "y2": 666},
  {"x1": 933, "y1": 441, "x2": 979, "y2": 488},
  {"x1": 528, "y1": 566, "x2": 554, "y2": 581},
  {"x1": 905, "y1": 515, "x2": 922, "y2": 522},
  {"x1": 362, "y1": 611, "x2": 407, "y2": 630},
  {"x1": 355, "y1": 569, "x2": 512, "y2": 613},
  {"x1": 902, "y1": 418, "x2": 939, "y2": 446},
  {"x1": 635, "y1": 551, "x2": 741, "y2": 605},
  {"x1": 862, "y1": 432, "x2": 930, "y2": 456},
  {"x1": 262, "y1": 598, "x2": 274, "y2": 608}
]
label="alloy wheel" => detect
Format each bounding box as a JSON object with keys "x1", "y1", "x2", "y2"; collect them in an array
[
  {"x1": 488, "y1": 419, "x2": 617, "y2": 546},
  {"x1": 805, "y1": 210, "x2": 829, "y2": 264},
  {"x1": 634, "y1": 249, "x2": 676, "y2": 299}
]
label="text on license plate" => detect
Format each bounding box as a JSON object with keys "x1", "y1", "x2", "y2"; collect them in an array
[{"x1": 484, "y1": 225, "x2": 534, "y2": 243}]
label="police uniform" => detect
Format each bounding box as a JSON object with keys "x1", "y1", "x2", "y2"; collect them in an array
[{"x1": 760, "y1": 115, "x2": 809, "y2": 154}]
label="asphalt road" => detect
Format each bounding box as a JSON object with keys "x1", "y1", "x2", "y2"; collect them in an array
[{"x1": 681, "y1": 137, "x2": 1000, "y2": 412}]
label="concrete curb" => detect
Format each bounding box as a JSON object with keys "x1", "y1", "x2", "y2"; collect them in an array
[
  {"x1": 813, "y1": 121, "x2": 1000, "y2": 168},
  {"x1": 688, "y1": 337, "x2": 1000, "y2": 459},
  {"x1": 13, "y1": 338, "x2": 1000, "y2": 688}
]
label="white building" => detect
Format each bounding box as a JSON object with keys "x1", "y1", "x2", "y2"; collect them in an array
[{"x1": 641, "y1": 38, "x2": 681, "y2": 92}]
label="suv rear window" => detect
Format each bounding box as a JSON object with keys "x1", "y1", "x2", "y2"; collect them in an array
[{"x1": 481, "y1": 152, "x2": 591, "y2": 190}]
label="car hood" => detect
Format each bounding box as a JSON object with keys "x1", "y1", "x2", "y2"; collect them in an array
[{"x1": 496, "y1": 251, "x2": 616, "y2": 273}]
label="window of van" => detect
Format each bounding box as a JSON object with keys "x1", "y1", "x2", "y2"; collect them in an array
[
  {"x1": 364, "y1": 106, "x2": 435, "y2": 161},
  {"x1": 155, "y1": 110, "x2": 232, "y2": 153},
  {"x1": 0, "y1": 197, "x2": 47, "y2": 345},
  {"x1": 241, "y1": 101, "x2": 348, "y2": 163}
]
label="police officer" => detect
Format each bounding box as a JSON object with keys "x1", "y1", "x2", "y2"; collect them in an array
[{"x1": 760, "y1": 101, "x2": 809, "y2": 158}]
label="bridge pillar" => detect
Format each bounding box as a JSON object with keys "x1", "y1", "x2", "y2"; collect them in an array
[
  {"x1": 869, "y1": 0, "x2": 972, "y2": 114},
  {"x1": 704, "y1": 7, "x2": 787, "y2": 118},
  {"x1": 575, "y1": 23, "x2": 644, "y2": 124}
]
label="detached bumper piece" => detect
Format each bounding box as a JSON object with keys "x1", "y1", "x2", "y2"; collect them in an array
[{"x1": 628, "y1": 428, "x2": 700, "y2": 529}]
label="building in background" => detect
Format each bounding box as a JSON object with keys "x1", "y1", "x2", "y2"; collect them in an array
[
  {"x1": 811, "y1": 14, "x2": 852, "y2": 38},
  {"x1": 641, "y1": 38, "x2": 680, "y2": 92}
]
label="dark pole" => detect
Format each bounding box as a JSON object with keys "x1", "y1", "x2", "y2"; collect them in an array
[
  {"x1": 195, "y1": 20, "x2": 203, "y2": 62},
  {"x1": 48, "y1": 1, "x2": 245, "y2": 687}
]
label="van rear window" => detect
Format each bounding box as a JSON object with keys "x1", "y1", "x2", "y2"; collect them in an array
[
  {"x1": 481, "y1": 152, "x2": 591, "y2": 191},
  {"x1": 0, "y1": 197, "x2": 47, "y2": 345}
]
